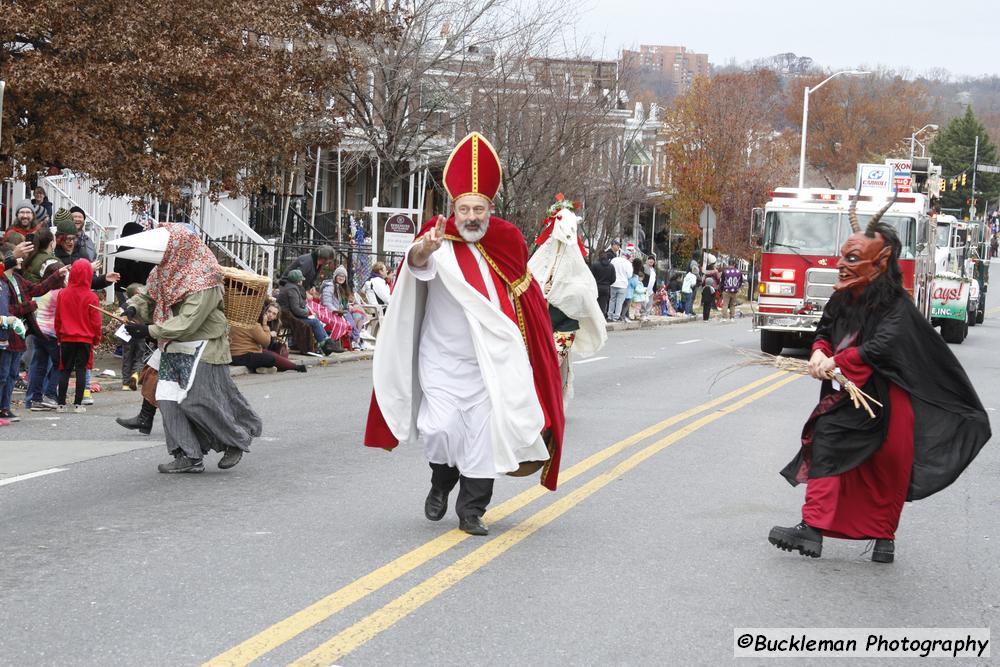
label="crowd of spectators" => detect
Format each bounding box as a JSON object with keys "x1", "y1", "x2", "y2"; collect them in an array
[
  {"x1": 1, "y1": 197, "x2": 123, "y2": 423},
  {"x1": 589, "y1": 243, "x2": 745, "y2": 323}
]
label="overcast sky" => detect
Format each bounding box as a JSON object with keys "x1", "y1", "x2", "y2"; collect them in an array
[{"x1": 574, "y1": 0, "x2": 996, "y2": 78}]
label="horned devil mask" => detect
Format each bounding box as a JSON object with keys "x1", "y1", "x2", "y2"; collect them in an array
[{"x1": 835, "y1": 192, "x2": 897, "y2": 295}]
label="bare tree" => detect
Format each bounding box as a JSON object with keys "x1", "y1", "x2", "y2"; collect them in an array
[{"x1": 331, "y1": 0, "x2": 556, "y2": 208}]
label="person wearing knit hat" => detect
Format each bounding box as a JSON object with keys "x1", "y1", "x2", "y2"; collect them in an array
[
  {"x1": 320, "y1": 264, "x2": 364, "y2": 349},
  {"x1": 2, "y1": 200, "x2": 41, "y2": 244},
  {"x1": 277, "y1": 265, "x2": 341, "y2": 355},
  {"x1": 50, "y1": 207, "x2": 120, "y2": 409},
  {"x1": 54, "y1": 208, "x2": 76, "y2": 236},
  {"x1": 68, "y1": 206, "x2": 96, "y2": 260}
]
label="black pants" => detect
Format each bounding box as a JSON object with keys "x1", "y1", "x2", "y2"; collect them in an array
[
  {"x1": 231, "y1": 351, "x2": 299, "y2": 372},
  {"x1": 58, "y1": 342, "x2": 91, "y2": 406},
  {"x1": 430, "y1": 463, "x2": 494, "y2": 519},
  {"x1": 596, "y1": 286, "x2": 611, "y2": 319},
  {"x1": 121, "y1": 336, "x2": 147, "y2": 379}
]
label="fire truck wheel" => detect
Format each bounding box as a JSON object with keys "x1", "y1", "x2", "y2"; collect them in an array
[
  {"x1": 941, "y1": 319, "x2": 965, "y2": 344},
  {"x1": 760, "y1": 330, "x2": 784, "y2": 356}
]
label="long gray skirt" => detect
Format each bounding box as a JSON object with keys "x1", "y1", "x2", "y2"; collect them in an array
[{"x1": 158, "y1": 363, "x2": 263, "y2": 460}]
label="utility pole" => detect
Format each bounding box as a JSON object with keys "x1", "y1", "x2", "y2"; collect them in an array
[{"x1": 970, "y1": 135, "x2": 979, "y2": 220}]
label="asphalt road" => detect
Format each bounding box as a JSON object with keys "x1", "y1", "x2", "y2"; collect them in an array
[{"x1": 1, "y1": 311, "x2": 997, "y2": 666}]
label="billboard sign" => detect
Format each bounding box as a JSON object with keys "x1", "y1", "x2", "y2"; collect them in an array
[
  {"x1": 856, "y1": 163, "x2": 891, "y2": 193},
  {"x1": 885, "y1": 159, "x2": 912, "y2": 193}
]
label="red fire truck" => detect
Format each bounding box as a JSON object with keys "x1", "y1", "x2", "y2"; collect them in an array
[{"x1": 750, "y1": 188, "x2": 935, "y2": 355}]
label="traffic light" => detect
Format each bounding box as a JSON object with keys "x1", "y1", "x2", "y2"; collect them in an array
[
  {"x1": 961, "y1": 173, "x2": 967, "y2": 187},
  {"x1": 939, "y1": 178, "x2": 946, "y2": 193},
  {"x1": 952, "y1": 178, "x2": 957, "y2": 191}
]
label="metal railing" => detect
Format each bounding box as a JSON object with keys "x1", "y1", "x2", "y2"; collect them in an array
[
  {"x1": 192, "y1": 193, "x2": 276, "y2": 282},
  {"x1": 36, "y1": 174, "x2": 278, "y2": 283},
  {"x1": 40, "y1": 173, "x2": 131, "y2": 266}
]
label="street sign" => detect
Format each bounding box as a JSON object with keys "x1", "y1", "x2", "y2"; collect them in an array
[
  {"x1": 976, "y1": 164, "x2": 1000, "y2": 174},
  {"x1": 383, "y1": 214, "x2": 416, "y2": 253},
  {"x1": 698, "y1": 205, "x2": 717, "y2": 231}
]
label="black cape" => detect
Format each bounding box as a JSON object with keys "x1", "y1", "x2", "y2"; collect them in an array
[{"x1": 781, "y1": 290, "x2": 990, "y2": 501}]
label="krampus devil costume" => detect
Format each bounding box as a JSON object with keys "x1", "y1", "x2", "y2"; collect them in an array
[{"x1": 768, "y1": 194, "x2": 990, "y2": 563}]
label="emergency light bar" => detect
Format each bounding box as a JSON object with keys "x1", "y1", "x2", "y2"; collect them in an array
[{"x1": 768, "y1": 191, "x2": 917, "y2": 205}]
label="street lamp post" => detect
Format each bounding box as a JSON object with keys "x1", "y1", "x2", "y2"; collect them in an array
[
  {"x1": 909, "y1": 124, "x2": 939, "y2": 163},
  {"x1": 798, "y1": 70, "x2": 870, "y2": 189}
]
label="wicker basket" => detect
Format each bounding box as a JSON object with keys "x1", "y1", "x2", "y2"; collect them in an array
[{"x1": 220, "y1": 266, "x2": 271, "y2": 329}]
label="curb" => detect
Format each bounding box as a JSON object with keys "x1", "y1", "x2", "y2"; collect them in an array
[
  {"x1": 89, "y1": 350, "x2": 375, "y2": 390},
  {"x1": 605, "y1": 304, "x2": 754, "y2": 332},
  {"x1": 229, "y1": 350, "x2": 374, "y2": 377}
]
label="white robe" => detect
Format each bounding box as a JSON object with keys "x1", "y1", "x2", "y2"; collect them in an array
[{"x1": 372, "y1": 240, "x2": 548, "y2": 479}]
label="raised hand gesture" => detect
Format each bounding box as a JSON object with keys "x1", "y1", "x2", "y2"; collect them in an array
[{"x1": 408, "y1": 215, "x2": 446, "y2": 269}]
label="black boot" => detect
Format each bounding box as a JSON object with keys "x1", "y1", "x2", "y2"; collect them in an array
[
  {"x1": 116, "y1": 400, "x2": 156, "y2": 435},
  {"x1": 218, "y1": 446, "x2": 244, "y2": 470},
  {"x1": 157, "y1": 455, "x2": 204, "y2": 474},
  {"x1": 424, "y1": 486, "x2": 449, "y2": 521},
  {"x1": 768, "y1": 520, "x2": 823, "y2": 558},
  {"x1": 872, "y1": 539, "x2": 894, "y2": 563},
  {"x1": 459, "y1": 515, "x2": 489, "y2": 536},
  {"x1": 322, "y1": 338, "x2": 344, "y2": 355}
]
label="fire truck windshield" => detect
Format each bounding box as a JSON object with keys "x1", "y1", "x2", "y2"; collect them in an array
[
  {"x1": 764, "y1": 211, "x2": 917, "y2": 259},
  {"x1": 851, "y1": 214, "x2": 917, "y2": 259},
  {"x1": 763, "y1": 211, "x2": 840, "y2": 255}
]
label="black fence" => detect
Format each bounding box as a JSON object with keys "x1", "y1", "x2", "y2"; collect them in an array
[
  {"x1": 248, "y1": 194, "x2": 354, "y2": 245},
  {"x1": 204, "y1": 236, "x2": 405, "y2": 291}
]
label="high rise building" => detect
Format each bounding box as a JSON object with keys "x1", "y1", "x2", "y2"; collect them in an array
[{"x1": 620, "y1": 45, "x2": 709, "y2": 98}]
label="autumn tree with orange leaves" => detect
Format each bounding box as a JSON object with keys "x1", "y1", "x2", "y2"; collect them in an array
[
  {"x1": 0, "y1": 0, "x2": 395, "y2": 202},
  {"x1": 663, "y1": 70, "x2": 796, "y2": 258},
  {"x1": 787, "y1": 71, "x2": 930, "y2": 187}
]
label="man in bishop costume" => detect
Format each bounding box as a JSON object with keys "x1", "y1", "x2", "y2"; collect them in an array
[{"x1": 365, "y1": 133, "x2": 565, "y2": 536}]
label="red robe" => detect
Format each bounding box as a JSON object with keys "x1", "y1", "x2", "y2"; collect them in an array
[
  {"x1": 801, "y1": 341, "x2": 915, "y2": 539},
  {"x1": 365, "y1": 216, "x2": 566, "y2": 491}
]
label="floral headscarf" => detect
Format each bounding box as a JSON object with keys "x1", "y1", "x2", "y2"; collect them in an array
[{"x1": 146, "y1": 224, "x2": 222, "y2": 323}]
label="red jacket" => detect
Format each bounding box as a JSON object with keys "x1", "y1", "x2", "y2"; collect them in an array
[{"x1": 54, "y1": 260, "x2": 102, "y2": 346}]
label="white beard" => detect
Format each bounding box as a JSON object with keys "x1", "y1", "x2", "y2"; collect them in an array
[{"x1": 458, "y1": 218, "x2": 489, "y2": 243}]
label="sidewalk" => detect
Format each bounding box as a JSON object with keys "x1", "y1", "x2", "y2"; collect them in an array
[
  {"x1": 605, "y1": 302, "x2": 754, "y2": 333},
  {"x1": 86, "y1": 348, "x2": 374, "y2": 392}
]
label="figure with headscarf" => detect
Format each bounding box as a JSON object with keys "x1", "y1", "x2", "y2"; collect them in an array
[
  {"x1": 528, "y1": 196, "x2": 607, "y2": 406},
  {"x1": 768, "y1": 196, "x2": 990, "y2": 563},
  {"x1": 107, "y1": 224, "x2": 262, "y2": 473}
]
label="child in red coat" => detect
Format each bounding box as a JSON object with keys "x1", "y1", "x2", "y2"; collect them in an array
[{"x1": 54, "y1": 260, "x2": 102, "y2": 411}]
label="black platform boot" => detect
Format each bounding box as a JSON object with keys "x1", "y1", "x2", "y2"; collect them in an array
[
  {"x1": 872, "y1": 539, "x2": 894, "y2": 563},
  {"x1": 116, "y1": 400, "x2": 156, "y2": 435},
  {"x1": 768, "y1": 520, "x2": 823, "y2": 558}
]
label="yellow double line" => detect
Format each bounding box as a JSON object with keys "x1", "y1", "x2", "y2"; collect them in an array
[{"x1": 206, "y1": 370, "x2": 800, "y2": 667}]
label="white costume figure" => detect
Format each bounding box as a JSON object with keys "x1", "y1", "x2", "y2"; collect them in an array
[{"x1": 528, "y1": 203, "x2": 607, "y2": 404}]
